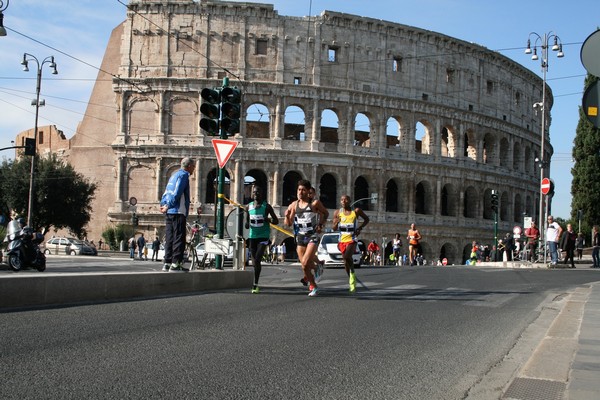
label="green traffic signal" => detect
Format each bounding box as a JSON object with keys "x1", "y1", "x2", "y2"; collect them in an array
[{"x1": 200, "y1": 88, "x2": 221, "y2": 135}]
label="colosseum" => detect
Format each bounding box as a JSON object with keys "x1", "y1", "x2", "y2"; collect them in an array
[{"x1": 48, "y1": 0, "x2": 552, "y2": 264}]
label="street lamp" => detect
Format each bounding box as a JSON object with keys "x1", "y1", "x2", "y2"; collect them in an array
[
  {"x1": 0, "y1": 1, "x2": 9, "y2": 37},
  {"x1": 525, "y1": 31, "x2": 564, "y2": 260},
  {"x1": 21, "y1": 53, "x2": 58, "y2": 227}
]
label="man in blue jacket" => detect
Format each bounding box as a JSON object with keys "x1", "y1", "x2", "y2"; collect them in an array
[{"x1": 159, "y1": 157, "x2": 195, "y2": 272}]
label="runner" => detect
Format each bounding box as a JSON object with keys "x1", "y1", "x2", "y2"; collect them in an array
[
  {"x1": 407, "y1": 223, "x2": 422, "y2": 266},
  {"x1": 332, "y1": 195, "x2": 369, "y2": 292},
  {"x1": 245, "y1": 186, "x2": 279, "y2": 294},
  {"x1": 284, "y1": 179, "x2": 329, "y2": 297}
]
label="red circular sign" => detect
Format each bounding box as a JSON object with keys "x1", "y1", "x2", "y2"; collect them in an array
[
  {"x1": 541, "y1": 178, "x2": 551, "y2": 195},
  {"x1": 442, "y1": 258, "x2": 448, "y2": 266}
]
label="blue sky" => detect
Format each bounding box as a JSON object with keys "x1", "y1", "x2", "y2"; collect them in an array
[{"x1": 0, "y1": 0, "x2": 597, "y2": 220}]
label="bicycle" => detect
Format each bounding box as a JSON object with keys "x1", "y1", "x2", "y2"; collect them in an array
[{"x1": 186, "y1": 221, "x2": 213, "y2": 270}]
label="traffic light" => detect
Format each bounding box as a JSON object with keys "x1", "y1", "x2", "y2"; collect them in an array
[
  {"x1": 221, "y1": 86, "x2": 241, "y2": 135},
  {"x1": 491, "y1": 190, "x2": 499, "y2": 212},
  {"x1": 200, "y1": 88, "x2": 221, "y2": 135},
  {"x1": 131, "y1": 213, "x2": 139, "y2": 227},
  {"x1": 24, "y1": 137, "x2": 36, "y2": 156}
]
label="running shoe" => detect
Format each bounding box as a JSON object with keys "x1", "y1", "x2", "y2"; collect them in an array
[
  {"x1": 349, "y1": 272, "x2": 356, "y2": 293},
  {"x1": 251, "y1": 286, "x2": 260, "y2": 294},
  {"x1": 308, "y1": 285, "x2": 319, "y2": 297},
  {"x1": 162, "y1": 263, "x2": 170, "y2": 272},
  {"x1": 169, "y1": 263, "x2": 189, "y2": 272}
]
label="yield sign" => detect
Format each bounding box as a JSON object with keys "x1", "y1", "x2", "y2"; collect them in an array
[
  {"x1": 541, "y1": 177, "x2": 551, "y2": 195},
  {"x1": 212, "y1": 139, "x2": 239, "y2": 169}
]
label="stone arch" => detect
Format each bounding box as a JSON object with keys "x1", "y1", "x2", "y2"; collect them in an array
[
  {"x1": 354, "y1": 112, "x2": 372, "y2": 147},
  {"x1": 483, "y1": 132, "x2": 496, "y2": 165},
  {"x1": 244, "y1": 169, "x2": 269, "y2": 204},
  {"x1": 499, "y1": 138, "x2": 510, "y2": 167},
  {"x1": 441, "y1": 125, "x2": 457, "y2": 158},
  {"x1": 386, "y1": 178, "x2": 399, "y2": 212},
  {"x1": 514, "y1": 193, "x2": 523, "y2": 223},
  {"x1": 441, "y1": 183, "x2": 458, "y2": 217},
  {"x1": 320, "y1": 108, "x2": 340, "y2": 144},
  {"x1": 386, "y1": 116, "x2": 402, "y2": 149},
  {"x1": 524, "y1": 146, "x2": 532, "y2": 174},
  {"x1": 463, "y1": 186, "x2": 478, "y2": 218},
  {"x1": 439, "y1": 242, "x2": 458, "y2": 265},
  {"x1": 318, "y1": 173, "x2": 337, "y2": 209},
  {"x1": 415, "y1": 180, "x2": 433, "y2": 215},
  {"x1": 513, "y1": 142, "x2": 521, "y2": 171},
  {"x1": 500, "y1": 191, "x2": 509, "y2": 222},
  {"x1": 205, "y1": 167, "x2": 231, "y2": 204},
  {"x1": 282, "y1": 171, "x2": 304, "y2": 206},
  {"x1": 128, "y1": 165, "x2": 155, "y2": 203},
  {"x1": 128, "y1": 97, "x2": 158, "y2": 137},
  {"x1": 354, "y1": 176, "x2": 371, "y2": 211},
  {"x1": 415, "y1": 120, "x2": 432, "y2": 155},
  {"x1": 464, "y1": 129, "x2": 476, "y2": 161},
  {"x1": 245, "y1": 102, "x2": 271, "y2": 139},
  {"x1": 284, "y1": 104, "x2": 306, "y2": 141},
  {"x1": 169, "y1": 97, "x2": 197, "y2": 136}
]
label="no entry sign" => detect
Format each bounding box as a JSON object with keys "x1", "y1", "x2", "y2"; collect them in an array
[{"x1": 541, "y1": 177, "x2": 551, "y2": 195}]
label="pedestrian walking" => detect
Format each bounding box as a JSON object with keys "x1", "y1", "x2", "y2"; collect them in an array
[
  {"x1": 575, "y1": 233, "x2": 585, "y2": 261},
  {"x1": 546, "y1": 216, "x2": 562, "y2": 266},
  {"x1": 332, "y1": 194, "x2": 369, "y2": 293},
  {"x1": 245, "y1": 186, "x2": 279, "y2": 294},
  {"x1": 151, "y1": 237, "x2": 161, "y2": 261},
  {"x1": 592, "y1": 226, "x2": 600, "y2": 268},
  {"x1": 159, "y1": 157, "x2": 195, "y2": 272},
  {"x1": 560, "y1": 223, "x2": 577, "y2": 268},
  {"x1": 128, "y1": 236, "x2": 136, "y2": 259},
  {"x1": 137, "y1": 233, "x2": 146, "y2": 260}
]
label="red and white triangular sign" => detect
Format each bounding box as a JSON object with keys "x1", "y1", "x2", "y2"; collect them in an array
[{"x1": 212, "y1": 139, "x2": 239, "y2": 169}]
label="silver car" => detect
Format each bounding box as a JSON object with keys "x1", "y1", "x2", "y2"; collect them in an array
[{"x1": 45, "y1": 237, "x2": 98, "y2": 256}]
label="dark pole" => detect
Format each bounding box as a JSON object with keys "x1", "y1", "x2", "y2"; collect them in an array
[{"x1": 215, "y1": 77, "x2": 229, "y2": 269}]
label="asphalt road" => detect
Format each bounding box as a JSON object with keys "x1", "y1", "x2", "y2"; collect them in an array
[{"x1": 1, "y1": 262, "x2": 599, "y2": 399}]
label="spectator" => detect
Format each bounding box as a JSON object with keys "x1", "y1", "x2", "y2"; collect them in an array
[
  {"x1": 128, "y1": 236, "x2": 136, "y2": 259},
  {"x1": 160, "y1": 157, "x2": 195, "y2": 272},
  {"x1": 367, "y1": 240, "x2": 380, "y2": 266},
  {"x1": 151, "y1": 237, "x2": 161, "y2": 261},
  {"x1": 524, "y1": 221, "x2": 540, "y2": 261},
  {"x1": 560, "y1": 223, "x2": 577, "y2": 268},
  {"x1": 592, "y1": 226, "x2": 600, "y2": 268},
  {"x1": 575, "y1": 232, "x2": 585, "y2": 261},
  {"x1": 546, "y1": 216, "x2": 562, "y2": 266},
  {"x1": 137, "y1": 233, "x2": 146, "y2": 260}
]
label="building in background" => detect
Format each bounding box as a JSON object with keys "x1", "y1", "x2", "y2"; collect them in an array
[{"x1": 26, "y1": 0, "x2": 551, "y2": 264}]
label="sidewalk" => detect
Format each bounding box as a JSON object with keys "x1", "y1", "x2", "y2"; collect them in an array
[{"x1": 467, "y1": 281, "x2": 600, "y2": 399}]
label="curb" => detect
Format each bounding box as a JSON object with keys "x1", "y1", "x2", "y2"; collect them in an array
[{"x1": 0, "y1": 269, "x2": 253, "y2": 309}]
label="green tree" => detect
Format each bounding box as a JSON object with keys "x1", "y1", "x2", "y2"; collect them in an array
[
  {"x1": 0, "y1": 154, "x2": 97, "y2": 236},
  {"x1": 571, "y1": 73, "x2": 600, "y2": 241}
]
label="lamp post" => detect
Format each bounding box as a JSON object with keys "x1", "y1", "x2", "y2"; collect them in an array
[
  {"x1": 0, "y1": 1, "x2": 9, "y2": 37},
  {"x1": 21, "y1": 53, "x2": 58, "y2": 227},
  {"x1": 525, "y1": 32, "x2": 563, "y2": 261}
]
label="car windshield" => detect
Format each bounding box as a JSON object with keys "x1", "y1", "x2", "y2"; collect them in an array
[{"x1": 321, "y1": 234, "x2": 339, "y2": 245}]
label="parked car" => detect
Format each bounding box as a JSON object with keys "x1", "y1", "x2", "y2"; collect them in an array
[
  {"x1": 44, "y1": 237, "x2": 98, "y2": 256},
  {"x1": 317, "y1": 232, "x2": 362, "y2": 268}
]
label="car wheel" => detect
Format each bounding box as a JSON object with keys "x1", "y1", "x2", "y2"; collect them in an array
[
  {"x1": 69, "y1": 250, "x2": 77, "y2": 256},
  {"x1": 44, "y1": 249, "x2": 51, "y2": 255}
]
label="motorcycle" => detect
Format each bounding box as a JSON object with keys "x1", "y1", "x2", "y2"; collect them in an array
[{"x1": 3, "y1": 219, "x2": 46, "y2": 272}]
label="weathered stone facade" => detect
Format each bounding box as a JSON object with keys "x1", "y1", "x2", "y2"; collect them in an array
[{"x1": 60, "y1": 0, "x2": 552, "y2": 264}]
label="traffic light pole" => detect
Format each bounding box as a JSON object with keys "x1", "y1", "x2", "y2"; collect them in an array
[{"x1": 215, "y1": 77, "x2": 230, "y2": 270}]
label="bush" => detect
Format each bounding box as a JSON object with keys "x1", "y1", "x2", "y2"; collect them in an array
[{"x1": 102, "y1": 224, "x2": 131, "y2": 251}]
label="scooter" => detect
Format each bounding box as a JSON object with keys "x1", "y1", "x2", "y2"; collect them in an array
[{"x1": 3, "y1": 219, "x2": 46, "y2": 272}]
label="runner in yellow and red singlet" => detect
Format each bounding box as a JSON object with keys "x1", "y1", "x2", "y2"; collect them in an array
[{"x1": 332, "y1": 195, "x2": 369, "y2": 293}]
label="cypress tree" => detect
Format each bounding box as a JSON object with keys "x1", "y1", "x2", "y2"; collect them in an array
[{"x1": 570, "y1": 74, "x2": 600, "y2": 237}]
